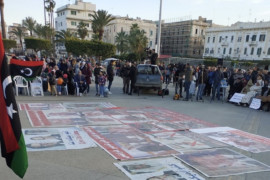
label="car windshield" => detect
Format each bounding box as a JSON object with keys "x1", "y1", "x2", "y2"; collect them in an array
[{"x1": 137, "y1": 66, "x2": 160, "y2": 75}]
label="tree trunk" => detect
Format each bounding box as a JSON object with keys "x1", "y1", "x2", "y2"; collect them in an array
[
  {"x1": 20, "y1": 38, "x2": 23, "y2": 54},
  {"x1": 0, "y1": 0, "x2": 6, "y2": 39},
  {"x1": 99, "y1": 29, "x2": 104, "y2": 41}
]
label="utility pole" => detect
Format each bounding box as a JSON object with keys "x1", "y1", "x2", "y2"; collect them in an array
[{"x1": 157, "y1": 0, "x2": 162, "y2": 57}]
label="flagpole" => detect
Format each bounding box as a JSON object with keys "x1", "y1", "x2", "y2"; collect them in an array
[{"x1": 157, "y1": 0, "x2": 162, "y2": 57}]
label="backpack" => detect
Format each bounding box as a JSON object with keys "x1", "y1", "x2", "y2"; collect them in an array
[{"x1": 173, "y1": 93, "x2": 180, "y2": 100}]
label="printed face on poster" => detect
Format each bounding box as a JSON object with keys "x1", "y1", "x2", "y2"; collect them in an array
[
  {"x1": 249, "y1": 98, "x2": 261, "y2": 109},
  {"x1": 229, "y1": 93, "x2": 245, "y2": 103}
]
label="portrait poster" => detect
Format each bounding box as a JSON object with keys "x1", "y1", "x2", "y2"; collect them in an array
[
  {"x1": 19, "y1": 103, "x2": 66, "y2": 111},
  {"x1": 249, "y1": 98, "x2": 261, "y2": 110},
  {"x1": 175, "y1": 148, "x2": 270, "y2": 177},
  {"x1": 23, "y1": 127, "x2": 96, "y2": 151},
  {"x1": 26, "y1": 110, "x2": 90, "y2": 127},
  {"x1": 149, "y1": 131, "x2": 226, "y2": 153},
  {"x1": 62, "y1": 102, "x2": 116, "y2": 110},
  {"x1": 229, "y1": 93, "x2": 245, "y2": 103},
  {"x1": 114, "y1": 157, "x2": 205, "y2": 180},
  {"x1": 83, "y1": 125, "x2": 177, "y2": 160},
  {"x1": 191, "y1": 127, "x2": 270, "y2": 153}
]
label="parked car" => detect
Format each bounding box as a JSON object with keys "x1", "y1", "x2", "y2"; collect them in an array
[
  {"x1": 101, "y1": 58, "x2": 118, "y2": 67},
  {"x1": 135, "y1": 64, "x2": 163, "y2": 95}
]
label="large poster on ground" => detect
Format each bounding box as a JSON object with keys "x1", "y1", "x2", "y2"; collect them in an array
[
  {"x1": 148, "y1": 131, "x2": 226, "y2": 152},
  {"x1": 175, "y1": 148, "x2": 270, "y2": 177},
  {"x1": 62, "y1": 102, "x2": 116, "y2": 111},
  {"x1": 191, "y1": 127, "x2": 270, "y2": 153},
  {"x1": 114, "y1": 157, "x2": 205, "y2": 180},
  {"x1": 23, "y1": 127, "x2": 96, "y2": 151},
  {"x1": 83, "y1": 125, "x2": 177, "y2": 160},
  {"x1": 26, "y1": 110, "x2": 89, "y2": 127},
  {"x1": 19, "y1": 103, "x2": 66, "y2": 111}
]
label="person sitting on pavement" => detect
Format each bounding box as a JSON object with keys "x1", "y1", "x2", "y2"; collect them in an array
[{"x1": 240, "y1": 74, "x2": 264, "y2": 106}]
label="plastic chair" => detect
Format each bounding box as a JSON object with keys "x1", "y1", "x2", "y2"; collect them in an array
[
  {"x1": 13, "y1": 76, "x2": 30, "y2": 96},
  {"x1": 30, "y1": 77, "x2": 44, "y2": 96}
]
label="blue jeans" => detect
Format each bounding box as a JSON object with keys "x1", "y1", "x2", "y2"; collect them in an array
[
  {"x1": 108, "y1": 80, "x2": 112, "y2": 91},
  {"x1": 196, "y1": 83, "x2": 206, "y2": 100},
  {"x1": 184, "y1": 81, "x2": 191, "y2": 100},
  {"x1": 57, "y1": 85, "x2": 62, "y2": 94},
  {"x1": 99, "y1": 85, "x2": 104, "y2": 96},
  {"x1": 212, "y1": 83, "x2": 221, "y2": 100}
]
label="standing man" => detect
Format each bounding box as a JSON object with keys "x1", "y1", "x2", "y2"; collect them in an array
[
  {"x1": 183, "y1": 63, "x2": 193, "y2": 101},
  {"x1": 94, "y1": 63, "x2": 102, "y2": 96},
  {"x1": 196, "y1": 65, "x2": 207, "y2": 101},
  {"x1": 106, "y1": 61, "x2": 114, "y2": 94},
  {"x1": 150, "y1": 49, "x2": 158, "y2": 65},
  {"x1": 120, "y1": 61, "x2": 131, "y2": 94},
  {"x1": 211, "y1": 66, "x2": 224, "y2": 101},
  {"x1": 129, "y1": 62, "x2": 137, "y2": 95}
]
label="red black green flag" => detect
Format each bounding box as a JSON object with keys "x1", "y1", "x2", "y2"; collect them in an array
[
  {"x1": 0, "y1": 35, "x2": 28, "y2": 177},
  {"x1": 10, "y1": 59, "x2": 44, "y2": 78}
]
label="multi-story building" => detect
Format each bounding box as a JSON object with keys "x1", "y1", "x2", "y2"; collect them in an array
[
  {"x1": 8, "y1": 23, "x2": 29, "y2": 53},
  {"x1": 103, "y1": 16, "x2": 157, "y2": 52},
  {"x1": 55, "y1": 0, "x2": 96, "y2": 54},
  {"x1": 203, "y1": 21, "x2": 270, "y2": 61},
  {"x1": 160, "y1": 16, "x2": 212, "y2": 58}
]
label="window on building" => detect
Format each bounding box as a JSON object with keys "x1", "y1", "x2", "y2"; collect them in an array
[
  {"x1": 251, "y1": 47, "x2": 254, "y2": 55},
  {"x1": 150, "y1": 41, "x2": 152, "y2": 47},
  {"x1": 150, "y1": 30, "x2": 153, "y2": 36},
  {"x1": 237, "y1": 37, "x2": 242, "y2": 42},
  {"x1": 259, "y1": 34, "x2": 266, "y2": 42},
  {"x1": 219, "y1": 36, "x2": 222, "y2": 43},
  {"x1": 195, "y1": 29, "x2": 198, "y2": 34},
  {"x1": 251, "y1": 35, "x2": 256, "y2": 41},
  {"x1": 218, "y1": 48, "x2": 220, "y2": 53},
  {"x1": 229, "y1": 48, "x2": 232, "y2": 54},
  {"x1": 213, "y1": 37, "x2": 215, "y2": 43},
  {"x1": 231, "y1": 36, "x2": 234, "y2": 42},
  {"x1": 244, "y1": 48, "x2": 247, "y2": 55},
  {"x1": 88, "y1": 13, "x2": 91, "y2": 17},
  {"x1": 63, "y1": 12, "x2": 65, "y2": 15},
  {"x1": 71, "y1": 11, "x2": 76, "y2": 15},
  {"x1": 246, "y1": 35, "x2": 249, "y2": 42},
  {"x1": 57, "y1": 13, "x2": 60, "y2": 17},
  {"x1": 223, "y1": 48, "x2": 226, "y2": 54},
  {"x1": 237, "y1": 48, "x2": 240, "y2": 54},
  {"x1": 201, "y1": 30, "x2": 203, "y2": 35},
  {"x1": 207, "y1": 37, "x2": 210, "y2": 43},
  {"x1": 205, "y1": 48, "x2": 209, "y2": 54},
  {"x1": 85, "y1": 23, "x2": 89, "y2": 27},
  {"x1": 71, "y1": 21, "x2": 77, "y2": 26},
  {"x1": 60, "y1": 22, "x2": 62, "y2": 26},
  {"x1": 268, "y1": 48, "x2": 270, "y2": 55},
  {"x1": 199, "y1": 50, "x2": 201, "y2": 55},
  {"x1": 257, "y1": 48, "x2": 262, "y2": 56},
  {"x1": 210, "y1": 49, "x2": 214, "y2": 54}
]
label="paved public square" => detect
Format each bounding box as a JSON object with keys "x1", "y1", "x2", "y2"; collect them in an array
[{"x1": 1, "y1": 76, "x2": 270, "y2": 180}]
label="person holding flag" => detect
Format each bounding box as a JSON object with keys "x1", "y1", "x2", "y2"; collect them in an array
[{"x1": 0, "y1": 33, "x2": 28, "y2": 178}]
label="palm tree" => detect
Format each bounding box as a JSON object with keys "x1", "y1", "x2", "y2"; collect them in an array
[
  {"x1": 115, "y1": 31, "x2": 129, "y2": 55},
  {"x1": 128, "y1": 24, "x2": 148, "y2": 61},
  {"x1": 77, "y1": 21, "x2": 88, "y2": 40},
  {"x1": 0, "y1": 0, "x2": 6, "y2": 38},
  {"x1": 22, "y1": 17, "x2": 37, "y2": 36},
  {"x1": 55, "y1": 29, "x2": 74, "y2": 42},
  {"x1": 90, "y1": 10, "x2": 115, "y2": 41},
  {"x1": 34, "y1": 24, "x2": 54, "y2": 40},
  {"x1": 10, "y1": 26, "x2": 25, "y2": 51},
  {"x1": 45, "y1": 0, "x2": 55, "y2": 29}
]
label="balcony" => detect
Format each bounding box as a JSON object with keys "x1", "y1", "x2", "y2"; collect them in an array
[
  {"x1": 249, "y1": 41, "x2": 258, "y2": 47},
  {"x1": 221, "y1": 42, "x2": 229, "y2": 47}
]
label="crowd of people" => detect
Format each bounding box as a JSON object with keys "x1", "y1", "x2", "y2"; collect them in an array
[
  {"x1": 159, "y1": 62, "x2": 270, "y2": 111},
  {"x1": 11, "y1": 54, "x2": 270, "y2": 111}
]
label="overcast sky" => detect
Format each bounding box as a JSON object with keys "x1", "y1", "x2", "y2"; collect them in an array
[{"x1": 5, "y1": 0, "x2": 270, "y2": 26}]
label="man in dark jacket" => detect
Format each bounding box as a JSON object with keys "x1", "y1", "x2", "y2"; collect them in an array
[
  {"x1": 196, "y1": 65, "x2": 208, "y2": 101},
  {"x1": 183, "y1": 63, "x2": 192, "y2": 101},
  {"x1": 94, "y1": 63, "x2": 102, "y2": 96},
  {"x1": 120, "y1": 61, "x2": 131, "y2": 94},
  {"x1": 107, "y1": 61, "x2": 114, "y2": 94},
  {"x1": 129, "y1": 62, "x2": 137, "y2": 95},
  {"x1": 211, "y1": 66, "x2": 224, "y2": 101}
]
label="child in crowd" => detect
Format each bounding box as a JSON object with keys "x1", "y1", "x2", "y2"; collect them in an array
[{"x1": 99, "y1": 71, "x2": 106, "y2": 97}]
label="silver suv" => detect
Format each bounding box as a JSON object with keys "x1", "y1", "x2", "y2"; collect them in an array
[{"x1": 135, "y1": 64, "x2": 163, "y2": 95}]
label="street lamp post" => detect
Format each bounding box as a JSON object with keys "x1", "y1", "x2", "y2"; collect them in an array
[{"x1": 157, "y1": 0, "x2": 162, "y2": 57}]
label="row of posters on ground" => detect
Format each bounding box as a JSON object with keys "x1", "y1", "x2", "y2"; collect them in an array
[
  {"x1": 114, "y1": 149, "x2": 270, "y2": 179},
  {"x1": 19, "y1": 103, "x2": 270, "y2": 179}
]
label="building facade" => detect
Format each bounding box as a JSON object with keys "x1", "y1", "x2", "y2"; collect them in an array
[
  {"x1": 8, "y1": 23, "x2": 29, "y2": 54},
  {"x1": 203, "y1": 21, "x2": 270, "y2": 61},
  {"x1": 160, "y1": 17, "x2": 212, "y2": 58},
  {"x1": 103, "y1": 16, "x2": 157, "y2": 52}
]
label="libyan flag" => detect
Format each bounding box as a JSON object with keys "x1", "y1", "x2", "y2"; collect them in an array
[
  {"x1": 0, "y1": 35, "x2": 28, "y2": 177},
  {"x1": 10, "y1": 59, "x2": 44, "y2": 79}
]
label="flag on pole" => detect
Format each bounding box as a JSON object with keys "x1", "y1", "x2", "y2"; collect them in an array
[{"x1": 0, "y1": 35, "x2": 28, "y2": 177}]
